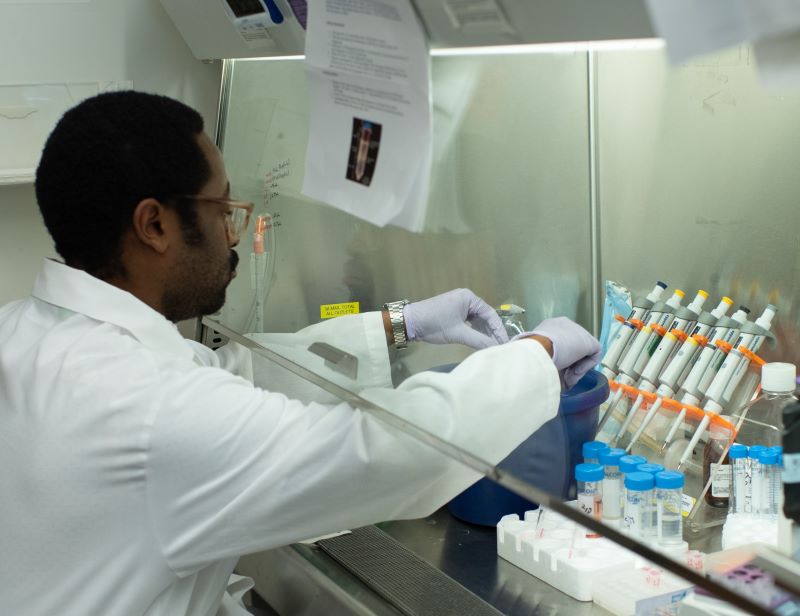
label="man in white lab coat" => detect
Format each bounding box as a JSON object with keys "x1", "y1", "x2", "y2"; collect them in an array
[{"x1": 0, "y1": 91, "x2": 601, "y2": 616}]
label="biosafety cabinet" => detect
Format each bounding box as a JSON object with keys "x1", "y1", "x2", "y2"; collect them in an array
[
  {"x1": 194, "y1": 48, "x2": 800, "y2": 616},
  {"x1": 175, "y1": 4, "x2": 800, "y2": 614}
]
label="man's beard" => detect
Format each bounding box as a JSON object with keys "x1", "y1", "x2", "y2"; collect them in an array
[{"x1": 161, "y1": 249, "x2": 238, "y2": 322}]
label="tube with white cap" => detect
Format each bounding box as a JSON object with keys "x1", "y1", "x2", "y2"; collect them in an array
[
  {"x1": 623, "y1": 297, "x2": 733, "y2": 451},
  {"x1": 600, "y1": 281, "x2": 668, "y2": 380},
  {"x1": 597, "y1": 290, "x2": 685, "y2": 434},
  {"x1": 608, "y1": 290, "x2": 708, "y2": 445},
  {"x1": 676, "y1": 305, "x2": 777, "y2": 470},
  {"x1": 659, "y1": 305, "x2": 750, "y2": 453}
]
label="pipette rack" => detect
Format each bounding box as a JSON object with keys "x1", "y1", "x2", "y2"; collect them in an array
[{"x1": 598, "y1": 350, "x2": 767, "y2": 532}]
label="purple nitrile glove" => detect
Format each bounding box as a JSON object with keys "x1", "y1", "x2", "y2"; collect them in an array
[
  {"x1": 526, "y1": 317, "x2": 602, "y2": 388},
  {"x1": 403, "y1": 288, "x2": 509, "y2": 349}
]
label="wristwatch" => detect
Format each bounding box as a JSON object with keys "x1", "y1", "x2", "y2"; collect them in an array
[{"x1": 383, "y1": 299, "x2": 410, "y2": 349}]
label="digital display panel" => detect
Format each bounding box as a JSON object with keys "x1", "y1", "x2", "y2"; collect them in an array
[{"x1": 225, "y1": 0, "x2": 265, "y2": 18}]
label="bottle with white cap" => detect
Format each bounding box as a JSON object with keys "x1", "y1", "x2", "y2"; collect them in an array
[{"x1": 736, "y1": 362, "x2": 798, "y2": 447}]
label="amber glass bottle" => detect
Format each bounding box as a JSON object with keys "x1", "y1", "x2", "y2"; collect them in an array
[{"x1": 703, "y1": 424, "x2": 732, "y2": 508}]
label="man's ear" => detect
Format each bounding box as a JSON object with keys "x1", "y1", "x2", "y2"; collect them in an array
[{"x1": 131, "y1": 198, "x2": 171, "y2": 254}]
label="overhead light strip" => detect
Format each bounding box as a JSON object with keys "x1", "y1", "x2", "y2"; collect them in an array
[
  {"x1": 430, "y1": 39, "x2": 665, "y2": 56},
  {"x1": 232, "y1": 38, "x2": 665, "y2": 62}
]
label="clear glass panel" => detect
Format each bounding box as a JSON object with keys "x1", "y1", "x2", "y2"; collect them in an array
[{"x1": 214, "y1": 51, "x2": 592, "y2": 474}]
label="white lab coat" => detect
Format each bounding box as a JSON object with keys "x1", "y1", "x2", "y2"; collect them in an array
[{"x1": 0, "y1": 259, "x2": 560, "y2": 616}]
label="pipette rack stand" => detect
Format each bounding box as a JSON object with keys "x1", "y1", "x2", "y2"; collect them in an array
[{"x1": 597, "y1": 359, "x2": 767, "y2": 532}]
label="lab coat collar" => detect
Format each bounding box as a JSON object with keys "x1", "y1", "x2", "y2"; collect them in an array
[{"x1": 32, "y1": 259, "x2": 194, "y2": 361}]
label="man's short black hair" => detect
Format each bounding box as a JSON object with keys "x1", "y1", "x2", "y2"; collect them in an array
[{"x1": 36, "y1": 91, "x2": 210, "y2": 278}]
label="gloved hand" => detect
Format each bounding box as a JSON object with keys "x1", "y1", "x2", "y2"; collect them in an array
[
  {"x1": 529, "y1": 317, "x2": 602, "y2": 388},
  {"x1": 403, "y1": 288, "x2": 509, "y2": 349}
]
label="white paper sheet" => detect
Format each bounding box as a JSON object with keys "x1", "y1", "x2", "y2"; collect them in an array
[
  {"x1": 645, "y1": 0, "x2": 800, "y2": 64},
  {"x1": 302, "y1": 0, "x2": 432, "y2": 231}
]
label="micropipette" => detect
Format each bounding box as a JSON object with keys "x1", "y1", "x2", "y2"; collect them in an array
[
  {"x1": 623, "y1": 335, "x2": 705, "y2": 452},
  {"x1": 620, "y1": 290, "x2": 694, "y2": 383},
  {"x1": 702, "y1": 305, "x2": 776, "y2": 409},
  {"x1": 676, "y1": 305, "x2": 777, "y2": 470},
  {"x1": 623, "y1": 297, "x2": 733, "y2": 451},
  {"x1": 600, "y1": 281, "x2": 667, "y2": 380},
  {"x1": 659, "y1": 306, "x2": 750, "y2": 453},
  {"x1": 610, "y1": 327, "x2": 687, "y2": 447},
  {"x1": 597, "y1": 290, "x2": 685, "y2": 434},
  {"x1": 694, "y1": 305, "x2": 762, "y2": 398},
  {"x1": 608, "y1": 290, "x2": 708, "y2": 444},
  {"x1": 666, "y1": 296, "x2": 733, "y2": 369}
]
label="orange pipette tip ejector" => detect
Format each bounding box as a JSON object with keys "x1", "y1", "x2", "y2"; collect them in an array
[
  {"x1": 715, "y1": 340, "x2": 733, "y2": 354},
  {"x1": 671, "y1": 329, "x2": 689, "y2": 343},
  {"x1": 739, "y1": 346, "x2": 766, "y2": 366}
]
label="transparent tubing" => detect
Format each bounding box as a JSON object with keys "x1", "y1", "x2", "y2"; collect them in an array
[{"x1": 247, "y1": 213, "x2": 277, "y2": 333}]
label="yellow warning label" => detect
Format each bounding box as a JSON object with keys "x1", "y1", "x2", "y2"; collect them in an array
[
  {"x1": 681, "y1": 494, "x2": 696, "y2": 517},
  {"x1": 320, "y1": 302, "x2": 360, "y2": 319}
]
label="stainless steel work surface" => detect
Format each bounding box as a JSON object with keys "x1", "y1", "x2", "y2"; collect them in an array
[
  {"x1": 377, "y1": 508, "x2": 611, "y2": 616},
  {"x1": 317, "y1": 525, "x2": 504, "y2": 616},
  {"x1": 238, "y1": 508, "x2": 612, "y2": 615}
]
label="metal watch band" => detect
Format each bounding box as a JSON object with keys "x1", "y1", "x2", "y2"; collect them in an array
[{"x1": 383, "y1": 299, "x2": 410, "y2": 349}]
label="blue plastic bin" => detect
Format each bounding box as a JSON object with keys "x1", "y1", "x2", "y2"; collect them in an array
[{"x1": 443, "y1": 368, "x2": 609, "y2": 526}]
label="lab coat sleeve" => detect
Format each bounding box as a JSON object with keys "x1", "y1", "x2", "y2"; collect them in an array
[
  {"x1": 145, "y1": 338, "x2": 559, "y2": 578},
  {"x1": 200, "y1": 312, "x2": 392, "y2": 400}
]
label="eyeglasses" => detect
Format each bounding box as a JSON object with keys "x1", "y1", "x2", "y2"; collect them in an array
[{"x1": 174, "y1": 195, "x2": 254, "y2": 241}]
